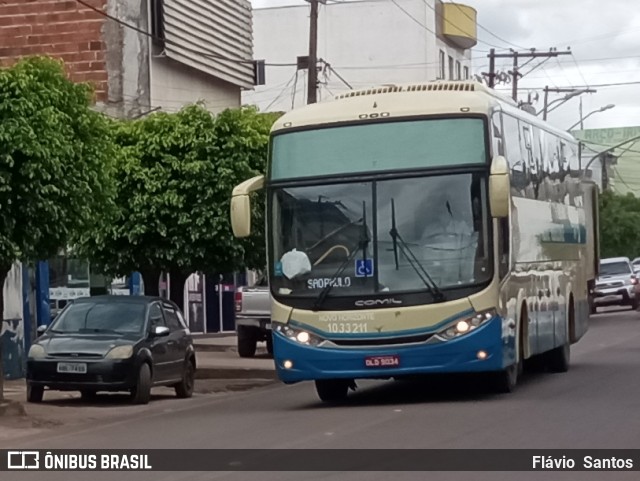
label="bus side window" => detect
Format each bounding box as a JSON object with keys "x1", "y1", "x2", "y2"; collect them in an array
[{"x1": 498, "y1": 217, "x2": 509, "y2": 279}]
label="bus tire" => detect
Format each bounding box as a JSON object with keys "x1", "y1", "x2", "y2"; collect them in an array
[
  {"x1": 315, "y1": 379, "x2": 350, "y2": 403},
  {"x1": 491, "y1": 362, "x2": 519, "y2": 394},
  {"x1": 546, "y1": 342, "x2": 570, "y2": 373},
  {"x1": 492, "y1": 306, "x2": 525, "y2": 393},
  {"x1": 547, "y1": 297, "x2": 572, "y2": 373}
]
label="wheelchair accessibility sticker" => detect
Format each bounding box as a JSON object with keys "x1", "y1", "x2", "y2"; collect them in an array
[{"x1": 355, "y1": 258, "x2": 374, "y2": 278}]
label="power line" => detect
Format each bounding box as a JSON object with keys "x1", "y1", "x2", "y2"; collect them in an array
[
  {"x1": 264, "y1": 72, "x2": 298, "y2": 111},
  {"x1": 495, "y1": 80, "x2": 640, "y2": 91},
  {"x1": 390, "y1": 0, "x2": 436, "y2": 36},
  {"x1": 74, "y1": 0, "x2": 295, "y2": 68}
]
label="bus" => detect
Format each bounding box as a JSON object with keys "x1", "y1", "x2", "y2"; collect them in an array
[{"x1": 230, "y1": 81, "x2": 599, "y2": 402}]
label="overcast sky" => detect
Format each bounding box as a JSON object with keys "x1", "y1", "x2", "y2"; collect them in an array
[{"x1": 250, "y1": 0, "x2": 640, "y2": 131}]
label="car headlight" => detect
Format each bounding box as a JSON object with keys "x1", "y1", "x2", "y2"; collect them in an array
[
  {"x1": 436, "y1": 309, "x2": 497, "y2": 341},
  {"x1": 28, "y1": 344, "x2": 47, "y2": 359},
  {"x1": 273, "y1": 322, "x2": 324, "y2": 346},
  {"x1": 105, "y1": 345, "x2": 134, "y2": 360}
]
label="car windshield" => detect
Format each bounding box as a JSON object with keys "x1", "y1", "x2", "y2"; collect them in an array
[
  {"x1": 600, "y1": 261, "x2": 631, "y2": 276},
  {"x1": 270, "y1": 172, "x2": 492, "y2": 298},
  {"x1": 50, "y1": 301, "x2": 147, "y2": 334}
]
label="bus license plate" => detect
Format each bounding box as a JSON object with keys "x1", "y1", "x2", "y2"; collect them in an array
[
  {"x1": 365, "y1": 355, "x2": 400, "y2": 368},
  {"x1": 57, "y1": 363, "x2": 87, "y2": 374}
]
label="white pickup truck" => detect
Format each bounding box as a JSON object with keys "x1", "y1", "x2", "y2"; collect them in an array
[{"x1": 234, "y1": 277, "x2": 272, "y2": 358}]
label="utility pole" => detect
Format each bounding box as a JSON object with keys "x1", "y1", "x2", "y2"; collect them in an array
[
  {"x1": 542, "y1": 86, "x2": 596, "y2": 120},
  {"x1": 487, "y1": 48, "x2": 496, "y2": 88},
  {"x1": 486, "y1": 49, "x2": 572, "y2": 103},
  {"x1": 305, "y1": 0, "x2": 326, "y2": 104}
]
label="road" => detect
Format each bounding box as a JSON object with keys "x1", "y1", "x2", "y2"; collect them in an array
[{"x1": 2, "y1": 309, "x2": 640, "y2": 481}]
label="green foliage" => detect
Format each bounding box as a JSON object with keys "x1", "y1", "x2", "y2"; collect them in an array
[
  {"x1": 599, "y1": 190, "x2": 640, "y2": 258},
  {"x1": 0, "y1": 56, "x2": 116, "y2": 272},
  {"x1": 81, "y1": 104, "x2": 278, "y2": 278}
]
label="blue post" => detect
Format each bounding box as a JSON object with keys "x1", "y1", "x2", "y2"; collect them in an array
[
  {"x1": 22, "y1": 264, "x2": 32, "y2": 354},
  {"x1": 35, "y1": 260, "x2": 50, "y2": 326},
  {"x1": 129, "y1": 272, "x2": 142, "y2": 296}
]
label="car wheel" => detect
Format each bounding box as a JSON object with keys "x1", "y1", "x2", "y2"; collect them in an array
[
  {"x1": 27, "y1": 384, "x2": 44, "y2": 403},
  {"x1": 315, "y1": 379, "x2": 351, "y2": 403},
  {"x1": 631, "y1": 299, "x2": 639, "y2": 311},
  {"x1": 130, "y1": 363, "x2": 151, "y2": 405},
  {"x1": 237, "y1": 326, "x2": 257, "y2": 358},
  {"x1": 80, "y1": 390, "x2": 98, "y2": 401},
  {"x1": 174, "y1": 360, "x2": 195, "y2": 399}
]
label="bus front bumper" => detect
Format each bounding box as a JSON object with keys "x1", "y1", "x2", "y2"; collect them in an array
[{"x1": 273, "y1": 317, "x2": 514, "y2": 383}]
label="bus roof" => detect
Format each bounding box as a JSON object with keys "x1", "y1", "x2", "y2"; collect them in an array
[{"x1": 271, "y1": 80, "x2": 576, "y2": 144}]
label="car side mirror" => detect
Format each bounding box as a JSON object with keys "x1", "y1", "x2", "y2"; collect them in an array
[
  {"x1": 489, "y1": 155, "x2": 510, "y2": 218},
  {"x1": 36, "y1": 325, "x2": 47, "y2": 337},
  {"x1": 152, "y1": 326, "x2": 170, "y2": 337}
]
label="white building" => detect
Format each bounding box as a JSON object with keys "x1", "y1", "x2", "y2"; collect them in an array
[{"x1": 244, "y1": 0, "x2": 478, "y2": 112}]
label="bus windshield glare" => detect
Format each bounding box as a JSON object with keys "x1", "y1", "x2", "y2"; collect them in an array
[{"x1": 271, "y1": 172, "x2": 492, "y2": 299}]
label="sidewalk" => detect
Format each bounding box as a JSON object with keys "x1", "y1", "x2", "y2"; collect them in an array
[{"x1": 193, "y1": 334, "x2": 276, "y2": 379}]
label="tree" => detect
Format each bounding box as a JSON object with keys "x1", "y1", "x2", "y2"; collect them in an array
[
  {"x1": 81, "y1": 105, "x2": 278, "y2": 311},
  {"x1": 0, "y1": 57, "x2": 116, "y2": 399},
  {"x1": 598, "y1": 190, "x2": 640, "y2": 258}
]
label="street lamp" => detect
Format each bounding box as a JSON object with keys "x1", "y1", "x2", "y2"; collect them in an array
[{"x1": 568, "y1": 104, "x2": 615, "y2": 131}]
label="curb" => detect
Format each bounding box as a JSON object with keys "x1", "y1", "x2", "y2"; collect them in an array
[
  {"x1": 195, "y1": 367, "x2": 278, "y2": 381},
  {"x1": 194, "y1": 344, "x2": 234, "y2": 353}
]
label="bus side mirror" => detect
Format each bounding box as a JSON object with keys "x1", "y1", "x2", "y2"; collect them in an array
[
  {"x1": 489, "y1": 156, "x2": 510, "y2": 218},
  {"x1": 230, "y1": 175, "x2": 265, "y2": 238}
]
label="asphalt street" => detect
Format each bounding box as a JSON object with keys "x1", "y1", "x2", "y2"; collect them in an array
[{"x1": 2, "y1": 309, "x2": 640, "y2": 481}]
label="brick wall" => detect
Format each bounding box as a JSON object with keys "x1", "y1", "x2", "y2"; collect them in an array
[{"x1": 0, "y1": 0, "x2": 108, "y2": 101}]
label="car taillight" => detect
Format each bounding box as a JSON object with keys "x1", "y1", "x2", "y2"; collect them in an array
[{"x1": 235, "y1": 290, "x2": 242, "y2": 312}]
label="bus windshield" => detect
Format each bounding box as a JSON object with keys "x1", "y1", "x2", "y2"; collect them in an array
[
  {"x1": 270, "y1": 172, "x2": 492, "y2": 299},
  {"x1": 270, "y1": 118, "x2": 487, "y2": 180}
]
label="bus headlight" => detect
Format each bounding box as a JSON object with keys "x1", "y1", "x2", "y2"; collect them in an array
[
  {"x1": 273, "y1": 322, "x2": 323, "y2": 346},
  {"x1": 436, "y1": 309, "x2": 497, "y2": 341}
]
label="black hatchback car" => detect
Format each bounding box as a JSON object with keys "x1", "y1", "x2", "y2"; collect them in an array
[{"x1": 26, "y1": 296, "x2": 196, "y2": 405}]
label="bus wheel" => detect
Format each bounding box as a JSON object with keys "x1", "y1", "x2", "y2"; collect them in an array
[
  {"x1": 546, "y1": 342, "x2": 570, "y2": 373},
  {"x1": 547, "y1": 298, "x2": 573, "y2": 373},
  {"x1": 492, "y1": 362, "x2": 519, "y2": 394},
  {"x1": 315, "y1": 379, "x2": 351, "y2": 403}
]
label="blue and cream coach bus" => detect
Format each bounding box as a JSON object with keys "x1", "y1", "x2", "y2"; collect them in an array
[{"x1": 231, "y1": 81, "x2": 599, "y2": 402}]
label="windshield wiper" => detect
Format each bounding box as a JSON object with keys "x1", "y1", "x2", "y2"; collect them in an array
[
  {"x1": 389, "y1": 198, "x2": 446, "y2": 302},
  {"x1": 313, "y1": 201, "x2": 370, "y2": 311}
]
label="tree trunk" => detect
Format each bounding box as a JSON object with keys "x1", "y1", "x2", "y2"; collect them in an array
[
  {"x1": 169, "y1": 269, "x2": 189, "y2": 313},
  {"x1": 0, "y1": 264, "x2": 12, "y2": 402},
  {"x1": 139, "y1": 267, "x2": 161, "y2": 297}
]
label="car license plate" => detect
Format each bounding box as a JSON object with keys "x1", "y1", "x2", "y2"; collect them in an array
[
  {"x1": 57, "y1": 362, "x2": 87, "y2": 374},
  {"x1": 365, "y1": 355, "x2": 400, "y2": 368},
  {"x1": 602, "y1": 295, "x2": 622, "y2": 302}
]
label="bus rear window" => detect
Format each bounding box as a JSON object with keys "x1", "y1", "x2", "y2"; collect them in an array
[{"x1": 600, "y1": 262, "x2": 631, "y2": 276}]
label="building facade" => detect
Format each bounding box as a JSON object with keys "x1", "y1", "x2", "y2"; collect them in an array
[
  {"x1": 243, "y1": 0, "x2": 477, "y2": 112},
  {"x1": 0, "y1": 0, "x2": 257, "y2": 118}
]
